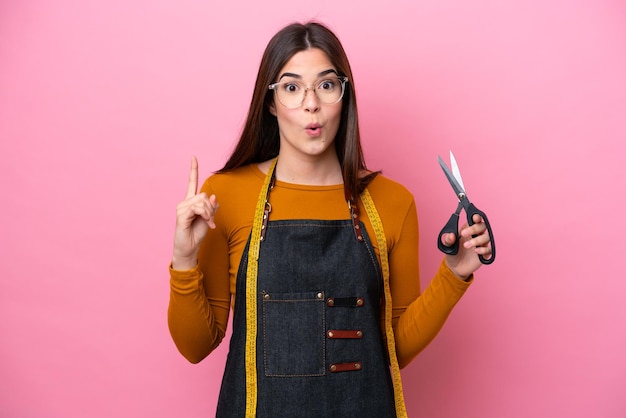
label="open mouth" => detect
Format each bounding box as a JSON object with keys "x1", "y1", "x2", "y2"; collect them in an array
[{"x1": 306, "y1": 124, "x2": 322, "y2": 135}]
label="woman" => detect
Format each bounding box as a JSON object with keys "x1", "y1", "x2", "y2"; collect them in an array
[{"x1": 168, "y1": 21, "x2": 492, "y2": 417}]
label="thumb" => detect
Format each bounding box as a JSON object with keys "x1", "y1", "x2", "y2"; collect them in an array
[{"x1": 441, "y1": 232, "x2": 457, "y2": 247}]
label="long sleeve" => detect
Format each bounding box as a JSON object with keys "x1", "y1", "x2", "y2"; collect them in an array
[
  {"x1": 393, "y1": 259, "x2": 471, "y2": 368},
  {"x1": 168, "y1": 264, "x2": 231, "y2": 363},
  {"x1": 363, "y1": 178, "x2": 472, "y2": 369},
  {"x1": 167, "y1": 177, "x2": 236, "y2": 364}
]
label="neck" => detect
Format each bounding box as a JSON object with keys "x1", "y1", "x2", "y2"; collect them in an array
[{"x1": 262, "y1": 154, "x2": 343, "y2": 186}]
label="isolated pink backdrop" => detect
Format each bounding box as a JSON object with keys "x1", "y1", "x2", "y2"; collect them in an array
[{"x1": 1, "y1": 0, "x2": 625, "y2": 417}]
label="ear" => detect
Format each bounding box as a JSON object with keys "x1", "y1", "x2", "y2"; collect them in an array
[{"x1": 268, "y1": 102, "x2": 277, "y2": 116}]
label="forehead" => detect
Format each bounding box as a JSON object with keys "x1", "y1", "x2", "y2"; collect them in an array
[{"x1": 278, "y1": 48, "x2": 336, "y2": 79}]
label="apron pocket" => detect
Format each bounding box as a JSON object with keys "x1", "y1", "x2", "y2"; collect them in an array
[{"x1": 262, "y1": 290, "x2": 325, "y2": 377}]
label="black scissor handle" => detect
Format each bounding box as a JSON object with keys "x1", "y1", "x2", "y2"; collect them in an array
[
  {"x1": 466, "y1": 203, "x2": 496, "y2": 265},
  {"x1": 437, "y1": 204, "x2": 462, "y2": 255}
]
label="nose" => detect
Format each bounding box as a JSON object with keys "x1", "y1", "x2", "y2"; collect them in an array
[{"x1": 302, "y1": 87, "x2": 320, "y2": 112}]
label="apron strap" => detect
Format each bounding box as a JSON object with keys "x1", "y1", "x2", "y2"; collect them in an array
[
  {"x1": 361, "y1": 188, "x2": 408, "y2": 418},
  {"x1": 346, "y1": 190, "x2": 365, "y2": 242}
]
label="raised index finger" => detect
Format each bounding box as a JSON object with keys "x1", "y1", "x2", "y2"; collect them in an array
[{"x1": 185, "y1": 156, "x2": 199, "y2": 199}]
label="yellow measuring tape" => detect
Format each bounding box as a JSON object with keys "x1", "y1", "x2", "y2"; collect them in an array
[
  {"x1": 244, "y1": 158, "x2": 277, "y2": 417},
  {"x1": 362, "y1": 188, "x2": 407, "y2": 418},
  {"x1": 244, "y1": 160, "x2": 406, "y2": 417}
]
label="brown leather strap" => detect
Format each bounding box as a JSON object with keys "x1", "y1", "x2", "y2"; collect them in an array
[
  {"x1": 329, "y1": 362, "x2": 362, "y2": 372},
  {"x1": 346, "y1": 191, "x2": 364, "y2": 242},
  {"x1": 260, "y1": 169, "x2": 276, "y2": 241},
  {"x1": 327, "y1": 329, "x2": 363, "y2": 339}
]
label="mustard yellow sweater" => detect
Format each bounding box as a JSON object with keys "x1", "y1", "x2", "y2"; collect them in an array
[{"x1": 168, "y1": 164, "x2": 471, "y2": 367}]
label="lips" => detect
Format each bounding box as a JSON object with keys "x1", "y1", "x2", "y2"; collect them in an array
[{"x1": 305, "y1": 123, "x2": 322, "y2": 136}]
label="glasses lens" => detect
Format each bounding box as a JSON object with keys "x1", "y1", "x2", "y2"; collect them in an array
[
  {"x1": 271, "y1": 77, "x2": 346, "y2": 108},
  {"x1": 315, "y1": 77, "x2": 344, "y2": 105},
  {"x1": 275, "y1": 81, "x2": 304, "y2": 108}
]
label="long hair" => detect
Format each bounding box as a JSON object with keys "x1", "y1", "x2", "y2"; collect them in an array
[{"x1": 218, "y1": 21, "x2": 378, "y2": 197}]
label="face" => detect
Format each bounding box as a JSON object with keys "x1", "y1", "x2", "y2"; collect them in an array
[{"x1": 269, "y1": 48, "x2": 343, "y2": 162}]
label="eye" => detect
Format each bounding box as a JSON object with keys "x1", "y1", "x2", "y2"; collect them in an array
[
  {"x1": 318, "y1": 79, "x2": 337, "y2": 91},
  {"x1": 282, "y1": 82, "x2": 301, "y2": 94}
]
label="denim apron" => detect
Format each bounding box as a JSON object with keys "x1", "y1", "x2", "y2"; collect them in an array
[{"x1": 216, "y1": 164, "x2": 398, "y2": 417}]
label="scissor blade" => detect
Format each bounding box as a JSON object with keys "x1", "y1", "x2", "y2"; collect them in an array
[
  {"x1": 449, "y1": 151, "x2": 466, "y2": 193},
  {"x1": 438, "y1": 155, "x2": 466, "y2": 199}
]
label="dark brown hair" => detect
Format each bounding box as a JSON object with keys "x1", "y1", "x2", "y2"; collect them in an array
[{"x1": 218, "y1": 21, "x2": 378, "y2": 197}]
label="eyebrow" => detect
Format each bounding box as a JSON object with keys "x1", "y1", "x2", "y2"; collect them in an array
[{"x1": 277, "y1": 69, "x2": 339, "y2": 81}]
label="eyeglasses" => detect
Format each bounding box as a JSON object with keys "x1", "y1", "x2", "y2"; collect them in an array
[{"x1": 268, "y1": 76, "x2": 349, "y2": 109}]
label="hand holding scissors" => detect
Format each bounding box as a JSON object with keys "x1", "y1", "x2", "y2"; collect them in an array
[{"x1": 437, "y1": 151, "x2": 495, "y2": 265}]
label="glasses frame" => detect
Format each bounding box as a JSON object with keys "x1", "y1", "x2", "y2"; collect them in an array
[{"x1": 268, "y1": 76, "x2": 349, "y2": 109}]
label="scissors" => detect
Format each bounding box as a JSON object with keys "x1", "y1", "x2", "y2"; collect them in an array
[{"x1": 437, "y1": 151, "x2": 495, "y2": 264}]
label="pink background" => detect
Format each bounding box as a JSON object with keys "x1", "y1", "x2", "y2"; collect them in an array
[{"x1": 2, "y1": 0, "x2": 625, "y2": 417}]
